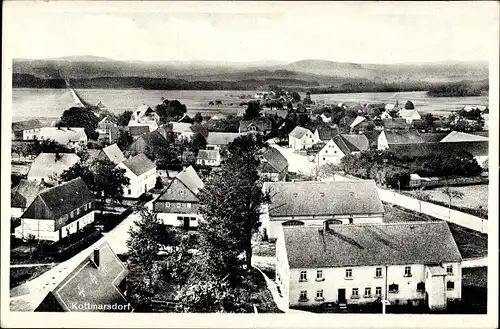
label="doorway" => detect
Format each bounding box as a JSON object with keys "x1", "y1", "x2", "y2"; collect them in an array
[
  {"x1": 338, "y1": 289, "x2": 346, "y2": 303},
  {"x1": 183, "y1": 217, "x2": 190, "y2": 230}
]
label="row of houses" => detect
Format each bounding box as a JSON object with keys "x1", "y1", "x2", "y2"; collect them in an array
[{"x1": 12, "y1": 120, "x2": 88, "y2": 150}]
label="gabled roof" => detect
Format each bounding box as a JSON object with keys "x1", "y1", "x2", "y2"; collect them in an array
[
  {"x1": 102, "y1": 144, "x2": 126, "y2": 164},
  {"x1": 419, "y1": 132, "x2": 449, "y2": 143},
  {"x1": 398, "y1": 109, "x2": 421, "y2": 119},
  {"x1": 177, "y1": 113, "x2": 194, "y2": 123},
  {"x1": 156, "y1": 166, "x2": 204, "y2": 203},
  {"x1": 12, "y1": 119, "x2": 44, "y2": 132},
  {"x1": 21, "y1": 177, "x2": 94, "y2": 220},
  {"x1": 316, "y1": 126, "x2": 340, "y2": 141},
  {"x1": 11, "y1": 179, "x2": 49, "y2": 209},
  {"x1": 135, "y1": 104, "x2": 153, "y2": 117},
  {"x1": 282, "y1": 221, "x2": 462, "y2": 269},
  {"x1": 38, "y1": 127, "x2": 87, "y2": 145},
  {"x1": 171, "y1": 122, "x2": 193, "y2": 134},
  {"x1": 187, "y1": 124, "x2": 209, "y2": 139},
  {"x1": 239, "y1": 117, "x2": 273, "y2": 133},
  {"x1": 350, "y1": 116, "x2": 366, "y2": 128},
  {"x1": 197, "y1": 150, "x2": 220, "y2": 161},
  {"x1": 289, "y1": 126, "x2": 312, "y2": 139},
  {"x1": 206, "y1": 132, "x2": 244, "y2": 146},
  {"x1": 263, "y1": 180, "x2": 384, "y2": 218},
  {"x1": 128, "y1": 125, "x2": 150, "y2": 137},
  {"x1": 381, "y1": 118, "x2": 408, "y2": 129},
  {"x1": 121, "y1": 153, "x2": 155, "y2": 176},
  {"x1": 383, "y1": 130, "x2": 426, "y2": 144},
  {"x1": 35, "y1": 242, "x2": 131, "y2": 312},
  {"x1": 440, "y1": 131, "x2": 489, "y2": 143},
  {"x1": 128, "y1": 130, "x2": 167, "y2": 153},
  {"x1": 261, "y1": 147, "x2": 288, "y2": 173},
  {"x1": 388, "y1": 141, "x2": 489, "y2": 158},
  {"x1": 176, "y1": 166, "x2": 204, "y2": 194},
  {"x1": 27, "y1": 153, "x2": 80, "y2": 179},
  {"x1": 333, "y1": 134, "x2": 369, "y2": 153}
]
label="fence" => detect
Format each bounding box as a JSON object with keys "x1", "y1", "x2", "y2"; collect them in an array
[{"x1": 333, "y1": 174, "x2": 488, "y2": 234}]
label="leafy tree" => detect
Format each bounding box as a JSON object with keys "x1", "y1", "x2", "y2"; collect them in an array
[
  {"x1": 286, "y1": 102, "x2": 293, "y2": 111},
  {"x1": 154, "y1": 176, "x2": 164, "y2": 189},
  {"x1": 189, "y1": 133, "x2": 207, "y2": 155},
  {"x1": 27, "y1": 138, "x2": 72, "y2": 157},
  {"x1": 420, "y1": 113, "x2": 435, "y2": 131},
  {"x1": 156, "y1": 99, "x2": 187, "y2": 123},
  {"x1": 117, "y1": 111, "x2": 133, "y2": 126},
  {"x1": 303, "y1": 91, "x2": 313, "y2": 105},
  {"x1": 193, "y1": 112, "x2": 203, "y2": 124},
  {"x1": 116, "y1": 130, "x2": 134, "y2": 151},
  {"x1": 404, "y1": 101, "x2": 415, "y2": 109},
  {"x1": 60, "y1": 107, "x2": 99, "y2": 140},
  {"x1": 244, "y1": 101, "x2": 262, "y2": 119},
  {"x1": 291, "y1": 91, "x2": 301, "y2": 103},
  {"x1": 60, "y1": 161, "x2": 96, "y2": 191}
]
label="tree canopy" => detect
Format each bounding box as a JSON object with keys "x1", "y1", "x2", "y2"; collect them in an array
[
  {"x1": 244, "y1": 101, "x2": 262, "y2": 119},
  {"x1": 117, "y1": 111, "x2": 133, "y2": 126},
  {"x1": 155, "y1": 99, "x2": 187, "y2": 123},
  {"x1": 60, "y1": 107, "x2": 100, "y2": 140}
]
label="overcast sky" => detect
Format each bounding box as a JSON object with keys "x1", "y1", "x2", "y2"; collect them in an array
[{"x1": 4, "y1": 1, "x2": 498, "y2": 64}]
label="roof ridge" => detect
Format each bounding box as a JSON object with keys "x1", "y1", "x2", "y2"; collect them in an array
[{"x1": 283, "y1": 220, "x2": 444, "y2": 229}]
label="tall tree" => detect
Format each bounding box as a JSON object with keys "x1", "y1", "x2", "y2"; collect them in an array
[
  {"x1": 117, "y1": 111, "x2": 133, "y2": 126},
  {"x1": 189, "y1": 133, "x2": 207, "y2": 155},
  {"x1": 291, "y1": 91, "x2": 301, "y2": 103},
  {"x1": 116, "y1": 130, "x2": 134, "y2": 151},
  {"x1": 155, "y1": 99, "x2": 187, "y2": 123},
  {"x1": 193, "y1": 112, "x2": 203, "y2": 124},
  {"x1": 60, "y1": 107, "x2": 100, "y2": 139},
  {"x1": 244, "y1": 101, "x2": 262, "y2": 119}
]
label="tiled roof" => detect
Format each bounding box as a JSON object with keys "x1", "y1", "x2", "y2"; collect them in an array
[
  {"x1": 27, "y1": 153, "x2": 80, "y2": 180},
  {"x1": 350, "y1": 116, "x2": 366, "y2": 128},
  {"x1": 21, "y1": 177, "x2": 94, "y2": 220},
  {"x1": 12, "y1": 119, "x2": 44, "y2": 132},
  {"x1": 128, "y1": 125, "x2": 150, "y2": 137},
  {"x1": 11, "y1": 179, "x2": 49, "y2": 209},
  {"x1": 206, "y1": 132, "x2": 244, "y2": 146},
  {"x1": 121, "y1": 153, "x2": 155, "y2": 176},
  {"x1": 197, "y1": 150, "x2": 219, "y2": 161},
  {"x1": 102, "y1": 144, "x2": 126, "y2": 164},
  {"x1": 338, "y1": 134, "x2": 369, "y2": 152},
  {"x1": 398, "y1": 109, "x2": 421, "y2": 119},
  {"x1": 128, "y1": 130, "x2": 167, "y2": 154},
  {"x1": 419, "y1": 132, "x2": 449, "y2": 143},
  {"x1": 238, "y1": 117, "x2": 272, "y2": 133},
  {"x1": 388, "y1": 141, "x2": 489, "y2": 158},
  {"x1": 37, "y1": 127, "x2": 87, "y2": 145},
  {"x1": 289, "y1": 126, "x2": 311, "y2": 139},
  {"x1": 316, "y1": 126, "x2": 340, "y2": 141},
  {"x1": 263, "y1": 180, "x2": 384, "y2": 218},
  {"x1": 188, "y1": 124, "x2": 210, "y2": 139},
  {"x1": 156, "y1": 166, "x2": 204, "y2": 202},
  {"x1": 35, "y1": 242, "x2": 131, "y2": 312},
  {"x1": 282, "y1": 221, "x2": 462, "y2": 269},
  {"x1": 176, "y1": 166, "x2": 204, "y2": 194},
  {"x1": 381, "y1": 118, "x2": 408, "y2": 129},
  {"x1": 440, "y1": 131, "x2": 489, "y2": 143},
  {"x1": 383, "y1": 130, "x2": 426, "y2": 144},
  {"x1": 261, "y1": 147, "x2": 288, "y2": 173}
]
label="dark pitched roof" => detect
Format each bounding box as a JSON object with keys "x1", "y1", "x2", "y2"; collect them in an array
[
  {"x1": 261, "y1": 147, "x2": 288, "y2": 173},
  {"x1": 263, "y1": 180, "x2": 384, "y2": 218},
  {"x1": 316, "y1": 126, "x2": 340, "y2": 141},
  {"x1": 121, "y1": 153, "x2": 156, "y2": 176},
  {"x1": 419, "y1": 132, "x2": 449, "y2": 143},
  {"x1": 156, "y1": 166, "x2": 204, "y2": 202},
  {"x1": 21, "y1": 177, "x2": 95, "y2": 220},
  {"x1": 206, "y1": 132, "x2": 244, "y2": 146},
  {"x1": 388, "y1": 141, "x2": 489, "y2": 158},
  {"x1": 36, "y1": 242, "x2": 131, "y2": 312},
  {"x1": 12, "y1": 119, "x2": 44, "y2": 132},
  {"x1": 188, "y1": 124, "x2": 209, "y2": 139},
  {"x1": 239, "y1": 117, "x2": 272, "y2": 133},
  {"x1": 11, "y1": 179, "x2": 49, "y2": 209},
  {"x1": 283, "y1": 221, "x2": 462, "y2": 269},
  {"x1": 382, "y1": 118, "x2": 408, "y2": 129},
  {"x1": 128, "y1": 130, "x2": 167, "y2": 153},
  {"x1": 383, "y1": 130, "x2": 426, "y2": 144},
  {"x1": 336, "y1": 134, "x2": 369, "y2": 152},
  {"x1": 128, "y1": 125, "x2": 150, "y2": 137}
]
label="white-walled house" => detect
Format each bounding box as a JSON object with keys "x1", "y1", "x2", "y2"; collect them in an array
[
  {"x1": 14, "y1": 178, "x2": 96, "y2": 242},
  {"x1": 33, "y1": 127, "x2": 88, "y2": 150},
  {"x1": 398, "y1": 109, "x2": 422, "y2": 124},
  {"x1": 276, "y1": 222, "x2": 462, "y2": 311},
  {"x1": 196, "y1": 150, "x2": 221, "y2": 167},
  {"x1": 317, "y1": 134, "x2": 369, "y2": 167},
  {"x1": 11, "y1": 179, "x2": 48, "y2": 218},
  {"x1": 27, "y1": 153, "x2": 81, "y2": 185},
  {"x1": 206, "y1": 132, "x2": 244, "y2": 151},
  {"x1": 261, "y1": 180, "x2": 384, "y2": 240},
  {"x1": 153, "y1": 166, "x2": 204, "y2": 229},
  {"x1": 12, "y1": 119, "x2": 44, "y2": 140},
  {"x1": 128, "y1": 104, "x2": 160, "y2": 131},
  {"x1": 288, "y1": 127, "x2": 319, "y2": 150},
  {"x1": 117, "y1": 153, "x2": 156, "y2": 198}
]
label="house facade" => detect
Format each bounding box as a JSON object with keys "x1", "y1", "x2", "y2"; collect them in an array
[
  {"x1": 238, "y1": 117, "x2": 273, "y2": 134},
  {"x1": 153, "y1": 166, "x2": 204, "y2": 229},
  {"x1": 289, "y1": 127, "x2": 319, "y2": 150},
  {"x1": 117, "y1": 153, "x2": 156, "y2": 198},
  {"x1": 128, "y1": 104, "x2": 160, "y2": 131},
  {"x1": 14, "y1": 178, "x2": 95, "y2": 242},
  {"x1": 12, "y1": 119, "x2": 44, "y2": 140},
  {"x1": 206, "y1": 132, "x2": 244, "y2": 151},
  {"x1": 260, "y1": 146, "x2": 289, "y2": 182},
  {"x1": 276, "y1": 222, "x2": 462, "y2": 311},
  {"x1": 33, "y1": 127, "x2": 88, "y2": 150},
  {"x1": 196, "y1": 150, "x2": 221, "y2": 167},
  {"x1": 317, "y1": 134, "x2": 370, "y2": 166},
  {"x1": 11, "y1": 179, "x2": 49, "y2": 218},
  {"x1": 261, "y1": 180, "x2": 385, "y2": 239},
  {"x1": 399, "y1": 109, "x2": 422, "y2": 124}
]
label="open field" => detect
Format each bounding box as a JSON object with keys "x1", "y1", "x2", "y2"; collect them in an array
[{"x1": 406, "y1": 184, "x2": 488, "y2": 213}]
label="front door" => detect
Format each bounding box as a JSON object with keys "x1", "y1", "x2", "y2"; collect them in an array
[
  {"x1": 338, "y1": 289, "x2": 346, "y2": 303},
  {"x1": 183, "y1": 217, "x2": 190, "y2": 230},
  {"x1": 76, "y1": 221, "x2": 80, "y2": 231}
]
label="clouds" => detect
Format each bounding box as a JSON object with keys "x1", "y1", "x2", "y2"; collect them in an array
[{"x1": 4, "y1": 1, "x2": 497, "y2": 63}]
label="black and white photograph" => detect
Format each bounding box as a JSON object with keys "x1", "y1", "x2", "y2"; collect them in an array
[{"x1": 1, "y1": 1, "x2": 498, "y2": 328}]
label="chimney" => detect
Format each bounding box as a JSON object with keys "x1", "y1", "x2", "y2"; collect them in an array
[{"x1": 93, "y1": 248, "x2": 100, "y2": 268}]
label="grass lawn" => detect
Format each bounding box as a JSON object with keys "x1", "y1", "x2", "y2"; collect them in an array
[
  {"x1": 406, "y1": 184, "x2": 488, "y2": 216},
  {"x1": 10, "y1": 264, "x2": 56, "y2": 289}
]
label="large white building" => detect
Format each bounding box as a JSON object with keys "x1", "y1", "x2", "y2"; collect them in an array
[
  {"x1": 33, "y1": 127, "x2": 88, "y2": 150},
  {"x1": 117, "y1": 153, "x2": 156, "y2": 198},
  {"x1": 316, "y1": 134, "x2": 369, "y2": 166},
  {"x1": 288, "y1": 127, "x2": 319, "y2": 150},
  {"x1": 276, "y1": 221, "x2": 462, "y2": 311},
  {"x1": 128, "y1": 104, "x2": 160, "y2": 131},
  {"x1": 27, "y1": 153, "x2": 81, "y2": 185},
  {"x1": 14, "y1": 178, "x2": 95, "y2": 242},
  {"x1": 261, "y1": 180, "x2": 385, "y2": 240}
]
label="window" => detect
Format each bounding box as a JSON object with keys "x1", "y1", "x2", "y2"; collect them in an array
[
  {"x1": 165, "y1": 202, "x2": 171, "y2": 207},
  {"x1": 345, "y1": 269, "x2": 352, "y2": 278},
  {"x1": 325, "y1": 150, "x2": 328, "y2": 154},
  {"x1": 417, "y1": 282, "x2": 425, "y2": 292},
  {"x1": 128, "y1": 189, "x2": 131, "y2": 195},
  {"x1": 323, "y1": 157, "x2": 326, "y2": 161},
  {"x1": 404, "y1": 266, "x2": 412, "y2": 277},
  {"x1": 375, "y1": 287, "x2": 382, "y2": 296},
  {"x1": 316, "y1": 270, "x2": 324, "y2": 281},
  {"x1": 447, "y1": 281, "x2": 455, "y2": 290},
  {"x1": 446, "y1": 265, "x2": 453, "y2": 275},
  {"x1": 299, "y1": 290, "x2": 308, "y2": 301},
  {"x1": 388, "y1": 283, "x2": 399, "y2": 293},
  {"x1": 190, "y1": 217, "x2": 196, "y2": 221},
  {"x1": 177, "y1": 203, "x2": 182, "y2": 208},
  {"x1": 187, "y1": 203, "x2": 192, "y2": 209},
  {"x1": 351, "y1": 288, "x2": 359, "y2": 298},
  {"x1": 375, "y1": 267, "x2": 382, "y2": 278},
  {"x1": 364, "y1": 287, "x2": 371, "y2": 297},
  {"x1": 316, "y1": 290, "x2": 324, "y2": 300},
  {"x1": 299, "y1": 271, "x2": 307, "y2": 281}
]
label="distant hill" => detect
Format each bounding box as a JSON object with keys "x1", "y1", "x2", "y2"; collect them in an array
[{"x1": 12, "y1": 56, "x2": 489, "y2": 91}]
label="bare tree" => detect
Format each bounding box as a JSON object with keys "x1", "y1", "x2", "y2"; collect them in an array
[{"x1": 442, "y1": 186, "x2": 464, "y2": 218}]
